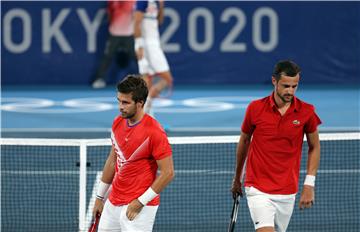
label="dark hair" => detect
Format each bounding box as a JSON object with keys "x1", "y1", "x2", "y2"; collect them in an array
[
  {"x1": 116, "y1": 74, "x2": 148, "y2": 104},
  {"x1": 272, "y1": 60, "x2": 301, "y2": 81}
]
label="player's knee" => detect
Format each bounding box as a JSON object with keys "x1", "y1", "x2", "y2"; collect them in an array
[
  {"x1": 166, "y1": 76, "x2": 173, "y2": 86},
  {"x1": 159, "y1": 71, "x2": 173, "y2": 86},
  {"x1": 166, "y1": 73, "x2": 173, "y2": 85}
]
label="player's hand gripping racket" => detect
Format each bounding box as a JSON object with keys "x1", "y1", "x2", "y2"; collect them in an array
[
  {"x1": 88, "y1": 213, "x2": 101, "y2": 232},
  {"x1": 228, "y1": 193, "x2": 240, "y2": 232}
]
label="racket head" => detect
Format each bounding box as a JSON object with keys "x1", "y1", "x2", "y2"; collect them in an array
[
  {"x1": 228, "y1": 194, "x2": 240, "y2": 232},
  {"x1": 88, "y1": 213, "x2": 101, "y2": 232}
]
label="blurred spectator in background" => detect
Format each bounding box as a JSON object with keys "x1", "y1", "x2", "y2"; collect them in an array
[
  {"x1": 134, "y1": 0, "x2": 174, "y2": 116},
  {"x1": 92, "y1": 1, "x2": 137, "y2": 89}
]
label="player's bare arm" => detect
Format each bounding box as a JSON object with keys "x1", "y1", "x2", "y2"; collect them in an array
[
  {"x1": 92, "y1": 147, "x2": 116, "y2": 217},
  {"x1": 151, "y1": 155, "x2": 175, "y2": 193},
  {"x1": 299, "y1": 130, "x2": 321, "y2": 210},
  {"x1": 126, "y1": 155, "x2": 175, "y2": 220},
  {"x1": 231, "y1": 131, "x2": 251, "y2": 198},
  {"x1": 158, "y1": 0, "x2": 165, "y2": 25},
  {"x1": 134, "y1": 11, "x2": 145, "y2": 60}
]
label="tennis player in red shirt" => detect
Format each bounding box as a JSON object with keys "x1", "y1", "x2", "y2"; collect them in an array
[
  {"x1": 92, "y1": 74, "x2": 174, "y2": 231},
  {"x1": 231, "y1": 60, "x2": 321, "y2": 232}
]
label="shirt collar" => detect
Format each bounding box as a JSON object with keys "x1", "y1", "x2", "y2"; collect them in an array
[
  {"x1": 127, "y1": 114, "x2": 146, "y2": 127},
  {"x1": 270, "y1": 92, "x2": 300, "y2": 112}
]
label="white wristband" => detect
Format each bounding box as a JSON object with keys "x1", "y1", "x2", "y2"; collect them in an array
[
  {"x1": 138, "y1": 187, "x2": 158, "y2": 206},
  {"x1": 135, "y1": 37, "x2": 144, "y2": 50},
  {"x1": 96, "y1": 180, "x2": 110, "y2": 200},
  {"x1": 304, "y1": 175, "x2": 316, "y2": 187}
]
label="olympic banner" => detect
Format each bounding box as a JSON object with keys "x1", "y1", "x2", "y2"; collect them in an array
[{"x1": 2, "y1": 1, "x2": 360, "y2": 85}]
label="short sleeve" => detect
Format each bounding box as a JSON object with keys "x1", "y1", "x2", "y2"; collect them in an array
[
  {"x1": 241, "y1": 102, "x2": 255, "y2": 134},
  {"x1": 135, "y1": 0, "x2": 148, "y2": 12},
  {"x1": 150, "y1": 128, "x2": 172, "y2": 160},
  {"x1": 304, "y1": 110, "x2": 322, "y2": 133}
]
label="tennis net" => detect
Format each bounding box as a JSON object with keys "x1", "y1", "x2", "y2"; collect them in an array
[{"x1": 1, "y1": 132, "x2": 359, "y2": 232}]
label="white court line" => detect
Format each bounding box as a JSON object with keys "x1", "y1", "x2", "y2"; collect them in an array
[
  {"x1": 1, "y1": 170, "x2": 99, "y2": 175},
  {"x1": 1, "y1": 128, "x2": 112, "y2": 132},
  {"x1": 2, "y1": 133, "x2": 359, "y2": 146},
  {"x1": 175, "y1": 169, "x2": 360, "y2": 174},
  {"x1": 2, "y1": 169, "x2": 360, "y2": 175},
  {"x1": 168, "y1": 127, "x2": 360, "y2": 133},
  {"x1": 2, "y1": 126, "x2": 359, "y2": 133}
]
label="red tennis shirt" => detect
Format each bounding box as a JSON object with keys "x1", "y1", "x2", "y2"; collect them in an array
[
  {"x1": 108, "y1": 1, "x2": 135, "y2": 36},
  {"x1": 109, "y1": 114, "x2": 172, "y2": 206},
  {"x1": 242, "y1": 92, "x2": 321, "y2": 194}
]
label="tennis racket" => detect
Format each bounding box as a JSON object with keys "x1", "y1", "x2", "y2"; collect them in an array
[
  {"x1": 88, "y1": 213, "x2": 101, "y2": 232},
  {"x1": 228, "y1": 194, "x2": 240, "y2": 232}
]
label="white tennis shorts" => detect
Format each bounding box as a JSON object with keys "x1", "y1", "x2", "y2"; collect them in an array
[
  {"x1": 138, "y1": 42, "x2": 169, "y2": 75},
  {"x1": 98, "y1": 200, "x2": 158, "y2": 232},
  {"x1": 245, "y1": 186, "x2": 296, "y2": 232}
]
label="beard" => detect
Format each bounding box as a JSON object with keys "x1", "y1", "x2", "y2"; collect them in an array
[
  {"x1": 277, "y1": 91, "x2": 293, "y2": 103},
  {"x1": 120, "y1": 110, "x2": 136, "y2": 119}
]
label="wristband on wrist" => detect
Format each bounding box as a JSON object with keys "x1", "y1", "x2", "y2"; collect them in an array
[
  {"x1": 96, "y1": 180, "x2": 110, "y2": 200},
  {"x1": 96, "y1": 195, "x2": 104, "y2": 200},
  {"x1": 135, "y1": 38, "x2": 144, "y2": 50},
  {"x1": 304, "y1": 175, "x2": 316, "y2": 187},
  {"x1": 138, "y1": 187, "x2": 158, "y2": 206}
]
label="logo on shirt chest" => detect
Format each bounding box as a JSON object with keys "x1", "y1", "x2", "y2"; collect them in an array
[{"x1": 292, "y1": 120, "x2": 300, "y2": 125}]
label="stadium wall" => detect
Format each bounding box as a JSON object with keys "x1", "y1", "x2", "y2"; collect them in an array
[{"x1": 2, "y1": 1, "x2": 360, "y2": 85}]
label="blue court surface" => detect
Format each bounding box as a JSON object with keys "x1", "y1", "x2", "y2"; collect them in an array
[
  {"x1": 1, "y1": 85, "x2": 360, "y2": 232},
  {"x1": 1, "y1": 85, "x2": 359, "y2": 137}
]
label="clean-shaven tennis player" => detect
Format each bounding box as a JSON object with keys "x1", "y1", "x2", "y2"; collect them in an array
[{"x1": 231, "y1": 60, "x2": 321, "y2": 232}]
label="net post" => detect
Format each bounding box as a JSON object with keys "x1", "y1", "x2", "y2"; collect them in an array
[{"x1": 78, "y1": 141, "x2": 87, "y2": 231}]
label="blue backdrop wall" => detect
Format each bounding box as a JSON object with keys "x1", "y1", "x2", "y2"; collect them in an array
[{"x1": 2, "y1": 1, "x2": 360, "y2": 85}]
